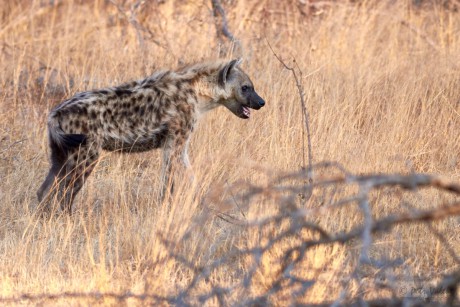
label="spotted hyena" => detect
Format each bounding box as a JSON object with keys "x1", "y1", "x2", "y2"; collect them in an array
[{"x1": 37, "y1": 58, "x2": 265, "y2": 213}]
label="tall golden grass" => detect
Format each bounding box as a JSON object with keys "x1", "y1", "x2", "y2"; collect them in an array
[{"x1": 0, "y1": 0, "x2": 459, "y2": 304}]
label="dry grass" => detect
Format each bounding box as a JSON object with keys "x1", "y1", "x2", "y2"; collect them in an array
[{"x1": 0, "y1": 0, "x2": 459, "y2": 305}]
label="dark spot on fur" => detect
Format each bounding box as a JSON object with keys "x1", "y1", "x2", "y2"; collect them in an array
[
  {"x1": 77, "y1": 107, "x2": 88, "y2": 116},
  {"x1": 185, "y1": 89, "x2": 195, "y2": 96},
  {"x1": 67, "y1": 105, "x2": 78, "y2": 114},
  {"x1": 90, "y1": 110, "x2": 97, "y2": 120},
  {"x1": 130, "y1": 122, "x2": 137, "y2": 130},
  {"x1": 147, "y1": 96, "x2": 152, "y2": 103},
  {"x1": 170, "y1": 94, "x2": 179, "y2": 104},
  {"x1": 163, "y1": 99, "x2": 171, "y2": 109},
  {"x1": 115, "y1": 88, "x2": 132, "y2": 97},
  {"x1": 88, "y1": 149, "x2": 98, "y2": 160},
  {"x1": 139, "y1": 106, "x2": 145, "y2": 116}
]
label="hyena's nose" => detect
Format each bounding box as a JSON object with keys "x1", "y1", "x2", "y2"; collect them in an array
[{"x1": 258, "y1": 99, "x2": 265, "y2": 108}]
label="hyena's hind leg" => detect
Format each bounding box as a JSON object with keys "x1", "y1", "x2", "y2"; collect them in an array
[
  {"x1": 56, "y1": 141, "x2": 100, "y2": 213},
  {"x1": 37, "y1": 133, "x2": 100, "y2": 214},
  {"x1": 37, "y1": 133, "x2": 72, "y2": 213}
]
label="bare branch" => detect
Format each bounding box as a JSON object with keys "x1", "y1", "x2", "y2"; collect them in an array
[
  {"x1": 109, "y1": 0, "x2": 164, "y2": 48},
  {"x1": 210, "y1": 0, "x2": 241, "y2": 56},
  {"x1": 266, "y1": 40, "x2": 314, "y2": 182}
]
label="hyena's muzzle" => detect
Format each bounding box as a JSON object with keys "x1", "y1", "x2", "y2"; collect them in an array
[{"x1": 239, "y1": 85, "x2": 265, "y2": 119}]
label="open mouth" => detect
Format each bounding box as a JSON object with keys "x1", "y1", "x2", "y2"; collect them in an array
[{"x1": 240, "y1": 105, "x2": 251, "y2": 119}]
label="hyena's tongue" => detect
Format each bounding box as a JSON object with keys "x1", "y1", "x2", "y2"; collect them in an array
[{"x1": 242, "y1": 106, "x2": 250, "y2": 118}]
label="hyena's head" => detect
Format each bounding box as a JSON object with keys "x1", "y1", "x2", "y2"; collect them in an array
[{"x1": 218, "y1": 59, "x2": 265, "y2": 119}]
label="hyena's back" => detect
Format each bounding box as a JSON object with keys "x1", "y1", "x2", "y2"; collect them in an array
[{"x1": 49, "y1": 78, "x2": 194, "y2": 153}]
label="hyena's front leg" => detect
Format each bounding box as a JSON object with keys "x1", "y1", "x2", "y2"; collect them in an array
[{"x1": 159, "y1": 136, "x2": 192, "y2": 202}]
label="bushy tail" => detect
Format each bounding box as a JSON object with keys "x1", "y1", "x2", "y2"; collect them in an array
[{"x1": 47, "y1": 114, "x2": 87, "y2": 155}]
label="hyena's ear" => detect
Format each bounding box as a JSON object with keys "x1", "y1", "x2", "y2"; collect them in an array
[{"x1": 218, "y1": 58, "x2": 243, "y2": 87}]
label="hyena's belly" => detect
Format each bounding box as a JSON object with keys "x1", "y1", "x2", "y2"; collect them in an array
[{"x1": 101, "y1": 123, "x2": 169, "y2": 153}]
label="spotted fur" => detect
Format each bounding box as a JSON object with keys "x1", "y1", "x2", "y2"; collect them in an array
[{"x1": 37, "y1": 58, "x2": 265, "y2": 213}]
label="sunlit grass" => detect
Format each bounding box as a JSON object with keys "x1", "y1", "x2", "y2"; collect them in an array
[{"x1": 0, "y1": 0, "x2": 459, "y2": 304}]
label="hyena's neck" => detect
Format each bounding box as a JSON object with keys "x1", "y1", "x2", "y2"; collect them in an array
[{"x1": 192, "y1": 72, "x2": 228, "y2": 116}]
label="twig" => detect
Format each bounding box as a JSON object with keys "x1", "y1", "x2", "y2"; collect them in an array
[
  {"x1": 226, "y1": 179, "x2": 247, "y2": 220},
  {"x1": 109, "y1": 0, "x2": 163, "y2": 48},
  {"x1": 358, "y1": 184, "x2": 373, "y2": 265},
  {"x1": 266, "y1": 40, "x2": 314, "y2": 181}
]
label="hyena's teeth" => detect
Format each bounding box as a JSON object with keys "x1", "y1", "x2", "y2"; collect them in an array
[{"x1": 242, "y1": 106, "x2": 250, "y2": 117}]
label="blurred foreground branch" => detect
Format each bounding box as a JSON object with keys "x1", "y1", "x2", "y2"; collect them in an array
[{"x1": 2, "y1": 163, "x2": 459, "y2": 305}]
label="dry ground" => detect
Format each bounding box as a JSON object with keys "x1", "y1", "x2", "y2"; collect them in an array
[{"x1": 0, "y1": 0, "x2": 459, "y2": 305}]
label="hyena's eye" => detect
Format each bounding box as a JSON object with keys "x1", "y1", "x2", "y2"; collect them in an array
[{"x1": 241, "y1": 85, "x2": 249, "y2": 92}]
